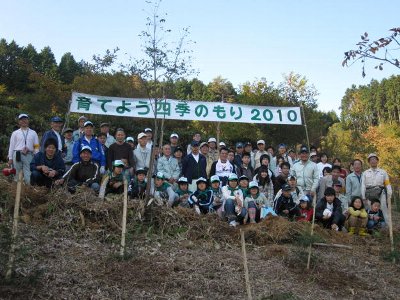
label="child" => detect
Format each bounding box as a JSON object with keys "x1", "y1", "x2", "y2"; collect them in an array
[
  {"x1": 274, "y1": 175, "x2": 304, "y2": 205},
  {"x1": 297, "y1": 195, "x2": 313, "y2": 222},
  {"x1": 105, "y1": 160, "x2": 125, "y2": 195},
  {"x1": 239, "y1": 175, "x2": 249, "y2": 197},
  {"x1": 188, "y1": 177, "x2": 214, "y2": 214},
  {"x1": 346, "y1": 196, "x2": 369, "y2": 236},
  {"x1": 152, "y1": 171, "x2": 177, "y2": 207},
  {"x1": 315, "y1": 187, "x2": 345, "y2": 231},
  {"x1": 128, "y1": 168, "x2": 147, "y2": 199},
  {"x1": 273, "y1": 183, "x2": 299, "y2": 220},
  {"x1": 245, "y1": 181, "x2": 276, "y2": 223},
  {"x1": 174, "y1": 177, "x2": 192, "y2": 208},
  {"x1": 209, "y1": 175, "x2": 223, "y2": 216},
  {"x1": 254, "y1": 166, "x2": 274, "y2": 207},
  {"x1": 367, "y1": 200, "x2": 386, "y2": 231},
  {"x1": 222, "y1": 173, "x2": 245, "y2": 227}
]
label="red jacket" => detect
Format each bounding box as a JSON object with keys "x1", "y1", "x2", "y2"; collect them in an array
[{"x1": 297, "y1": 208, "x2": 313, "y2": 222}]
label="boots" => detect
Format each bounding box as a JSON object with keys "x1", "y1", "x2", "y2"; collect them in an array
[
  {"x1": 359, "y1": 227, "x2": 369, "y2": 236},
  {"x1": 348, "y1": 227, "x2": 355, "y2": 235}
]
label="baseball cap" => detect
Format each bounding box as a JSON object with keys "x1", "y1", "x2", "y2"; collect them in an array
[
  {"x1": 78, "y1": 116, "x2": 87, "y2": 121},
  {"x1": 191, "y1": 140, "x2": 200, "y2": 147},
  {"x1": 257, "y1": 140, "x2": 265, "y2": 145},
  {"x1": 155, "y1": 171, "x2": 164, "y2": 179},
  {"x1": 200, "y1": 142, "x2": 208, "y2": 148},
  {"x1": 282, "y1": 184, "x2": 291, "y2": 191},
  {"x1": 219, "y1": 142, "x2": 226, "y2": 147},
  {"x1": 63, "y1": 127, "x2": 73, "y2": 134},
  {"x1": 18, "y1": 113, "x2": 29, "y2": 120},
  {"x1": 170, "y1": 133, "x2": 179, "y2": 138},
  {"x1": 210, "y1": 175, "x2": 220, "y2": 183},
  {"x1": 174, "y1": 146, "x2": 183, "y2": 153},
  {"x1": 236, "y1": 142, "x2": 244, "y2": 148},
  {"x1": 299, "y1": 195, "x2": 310, "y2": 202},
  {"x1": 196, "y1": 177, "x2": 207, "y2": 184},
  {"x1": 144, "y1": 128, "x2": 152, "y2": 132},
  {"x1": 80, "y1": 145, "x2": 92, "y2": 153},
  {"x1": 126, "y1": 137, "x2": 134, "y2": 143},
  {"x1": 178, "y1": 177, "x2": 188, "y2": 184},
  {"x1": 228, "y1": 173, "x2": 238, "y2": 181},
  {"x1": 51, "y1": 116, "x2": 63, "y2": 122},
  {"x1": 113, "y1": 160, "x2": 125, "y2": 167},
  {"x1": 208, "y1": 137, "x2": 217, "y2": 143},
  {"x1": 135, "y1": 168, "x2": 147, "y2": 175},
  {"x1": 367, "y1": 153, "x2": 378, "y2": 161},
  {"x1": 248, "y1": 181, "x2": 259, "y2": 189},
  {"x1": 289, "y1": 175, "x2": 297, "y2": 181},
  {"x1": 299, "y1": 145, "x2": 309, "y2": 153},
  {"x1": 137, "y1": 132, "x2": 147, "y2": 139},
  {"x1": 84, "y1": 121, "x2": 94, "y2": 127},
  {"x1": 100, "y1": 122, "x2": 110, "y2": 127},
  {"x1": 239, "y1": 175, "x2": 249, "y2": 181}
]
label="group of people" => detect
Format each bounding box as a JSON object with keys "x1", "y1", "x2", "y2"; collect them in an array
[{"x1": 7, "y1": 113, "x2": 391, "y2": 232}]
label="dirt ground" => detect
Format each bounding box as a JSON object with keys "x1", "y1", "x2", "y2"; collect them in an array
[{"x1": 1, "y1": 179, "x2": 400, "y2": 300}]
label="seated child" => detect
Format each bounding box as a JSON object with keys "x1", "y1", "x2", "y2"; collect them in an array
[
  {"x1": 245, "y1": 181, "x2": 276, "y2": 223},
  {"x1": 209, "y1": 175, "x2": 223, "y2": 216},
  {"x1": 222, "y1": 173, "x2": 246, "y2": 227},
  {"x1": 273, "y1": 183, "x2": 300, "y2": 220},
  {"x1": 296, "y1": 195, "x2": 313, "y2": 222},
  {"x1": 315, "y1": 187, "x2": 345, "y2": 231},
  {"x1": 346, "y1": 196, "x2": 369, "y2": 236},
  {"x1": 188, "y1": 177, "x2": 214, "y2": 214},
  {"x1": 174, "y1": 177, "x2": 192, "y2": 208},
  {"x1": 152, "y1": 171, "x2": 176, "y2": 206},
  {"x1": 367, "y1": 200, "x2": 386, "y2": 231},
  {"x1": 239, "y1": 175, "x2": 249, "y2": 198},
  {"x1": 128, "y1": 168, "x2": 147, "y2": 199},
  {"x1": 103, "y1": 160, "x2": 125, "y2": 196}
]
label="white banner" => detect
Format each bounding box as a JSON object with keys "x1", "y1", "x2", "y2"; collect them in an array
[{"x1": 70, "y1": 92, "x2": 302, "y2": 125}]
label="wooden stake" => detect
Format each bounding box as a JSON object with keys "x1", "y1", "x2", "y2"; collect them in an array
[
  {"x1": 312, "y1": 243, "x2": 353, "y2": 250},
  {"x1": 5, "y1": 171, "x2": 23, "y2": 280},
  {"x1": 120, "y1": 179, "x2": 128, "y2": 257},
  {"x1": 387, "y1": 194, "x2": 395, "y2": 264},
  {"x1": 240, "y1": 229, "x2": 253, "y2": 300},
  {"x1": 307, "y1": 193, "x2": 317, "y2": 270}
]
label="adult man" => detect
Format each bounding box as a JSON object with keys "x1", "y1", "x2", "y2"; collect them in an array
[
  {"x1": 207, "y1": 137, "x2": 219, "y2": 163},
  {"x1": 345, "y1": 159, "x2": 363, "y2": 202},
  {"x1": 169, "y1": 133, "x2": 180, "y2": 154},
  {"x1": 318, "y1": 165, "x2": 345, "y2": 201},
  {"x1": 40, "y1": 116, "x2": 64, "y2": 153},
  {"x1": 144, "y1": 128, "x2": 153, "y2": 150},
  {"x1": 100, "y1": 123, "x2": 116, "y2": 148},
  {"x1": 254, "y1": 140, "x2": 269, "y2": 169},
  {"x1": 186, "y1": 132, "x2": 201, "y2": 155},
  {"x1": 361, "y1": 153, "x2": 392, "y2": 220},
  {"x1": 72, "y1": 121, "x2": 106, "y2": 173},
  {"x1": 107, "y1": 128, "x2": 134, "y2": 174},
  {"x1": 291, "y1": 145, "x2": 319, "y2": 198},
  {"x1": 209, "y1": 147, "x2": 234, "y2": 186},
  {"x1": 56, "y1": 145, "x2": 100, "y2": 193},
  {"x1": 73, "y1": 116, "x2": 87, "y2": 141},
  {"x1": 182, "y1": 140, "x2": 207, "y2": 192},
  {"x1": 244, "y1": 142, "x2": 255, "y2": 168},
  {"x1": 63, "y1": 127, "x2": 74, "y2": 170},
  {"x1": 234, "y1": 142, "x2": 244, "y2": 167},
  {"x1": 271, "y1": 143, "x2": 293, "y2": 171},
  {"x1": 8, "y1": 114, "x2": 40, "y2": 184},
  {"x1": 134, "y1": 132, "x2": 151, "y2": 170},
  {"x1": 157, "y1": 144, "x2": 181, "y2": 185}
]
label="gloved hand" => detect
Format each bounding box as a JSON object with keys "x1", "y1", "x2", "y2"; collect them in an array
[{"x1": 100, "y1": 166, "x2": 105, "y2": 174}]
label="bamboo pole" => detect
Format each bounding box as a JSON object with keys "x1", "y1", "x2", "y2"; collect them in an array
[
  {"x1": 5, "y1": 171, "x2": 23, "y2": 280},
  {"x1": 387, "y1": 194, "x2": 395, "y2": 264},
  {"x1": 240, "y1": 229, "x2": 253, "y2": 300},
  {"x1": 120, "y1": 179, "x2": 128, "y2": 257},
  {"x1": 307, "y1": 193, "x2": 317, "y2": 270}
]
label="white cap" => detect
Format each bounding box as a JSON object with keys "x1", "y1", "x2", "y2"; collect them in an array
[
  {"x1": 219, "y1": 142, "x2": 226, "y2": 147},
  {"x1": 80, "y1": 145, "x2": 92, "y2": 153},
  {"x1": 18, "y1": 113, "x2": 29, "y2": 119},
  {"x1": 113, "y1": 160, "x2": 125, "y2": 167},
  {"x1": 137, "y1": 132, "x2": 147, "y2": 139},
  {"x1": 126, "y1": 137, "x2": 134, "y2": 142},
  {"x1": 144, "y1": 128, "x2": 152, "y2": 132},
  {"x1": 257, "y1": 140, "x2": 265, "y2": 145},
  {"x1": 310, "y1": 151, "x2": 317, "y2": 157},
  {"x1": 208, "y1": 137, "x2": 217, "y2": 143},
  {"x1": 170, "y1": 133, "x2": 179, "y2": 138}
]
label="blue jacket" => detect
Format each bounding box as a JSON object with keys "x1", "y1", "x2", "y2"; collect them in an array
[
  {"x1": 30, "y1": 151, "x2": 65, "y2": 178},
  {"x1": 72, "y1": 136, "x2": 106, "y2": 166},
  {"x1": 40, "y1": 130, "x2": 65, "y2": 153},
  {"x1": 181, "y1": 153, "x2": 207, "y2": 183}
]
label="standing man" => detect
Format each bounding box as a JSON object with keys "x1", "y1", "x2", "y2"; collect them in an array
[
  {"x1": 63, "y1": 127, "x2": 74, "y2": 171},
  {"x1": 100, "y1": 123, "x2": 116, "y2": 148},
  {"x1": 8, "y1": 114, "x2": 40, "y2": 184},
  {"x1": 186, "y1": 132, "x2": 201, "y2": 155},
  {"x1": 72, "y1": 121, "x2": 106, "y2": 173},
  {"x1": 157, "y1": 144, "x2": 181, "y2": 185},
  {"x1": 107, "y1": 128, "x2": 134, "y2": 175},
  {"x1": 134, "y1": 132, "x2": 151, "y2": 171},
  {"x1": 144, "y1": 128, "x2": 153, "y2": 150},
  {"x1": 361, "y1": 153, "x2": 392, "y2": 220},
  {"x1": 169, "y1": 133, "x2": 180, "y2": 154},
  {"x1": 291, "y1": 145, "x2": 319, "y2": 198},
  {"x1": 40, "y1": 116, "x2": 64, "y2": 153},
  {"x1": 271, "y1": 143, "x2": 293, "y2": 171},
  {"x1": 73, "y1": 116, "x2": 87, "y2": 141},
  {"x1": 182, "y1": 140, "x2": 207, "y2": 192},
  {"x1": 254, "y1": 140, "x2": 269, "y2": 169},
  {"x1": 318, "y1": 165, "x2": 345, "y2": 201},
  {"x1": 234, "y1": 142, "x2": 244, "y2": 167},
  {"x1": 346, "y1": 159, "x2": 363, "y2": 202}
]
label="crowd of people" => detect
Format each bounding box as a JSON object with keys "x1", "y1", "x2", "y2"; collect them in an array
[{"x1": 7, "y1": 113, "x2": 392, "y2": 233}]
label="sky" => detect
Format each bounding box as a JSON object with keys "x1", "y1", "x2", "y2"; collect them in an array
[{"x1": 1, "y1": 0, "x2": 399, "y2": 114}]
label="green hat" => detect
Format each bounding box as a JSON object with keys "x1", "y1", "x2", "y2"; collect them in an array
[
  {"x1": 155, "y1": 171, "x2": 164, "y2": 179},
  {"x1": 178, "y1": 177, "x2": 188, "y2": 184},
  {"x1": 113, "y1": 160, "x2": 124, "y2": 168},
  {"x1": 196, "y1": 177, "x2": 207, "y2": 184},
  {"x1": 228, "y1": 173, "x2": 238, "y2": 181},
  {"x1": 248, "y1": 181, "x2": 259, "y2": 189},
  {"x1": 210, "y1": 175, "x2": 220, "y2": 183}
]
